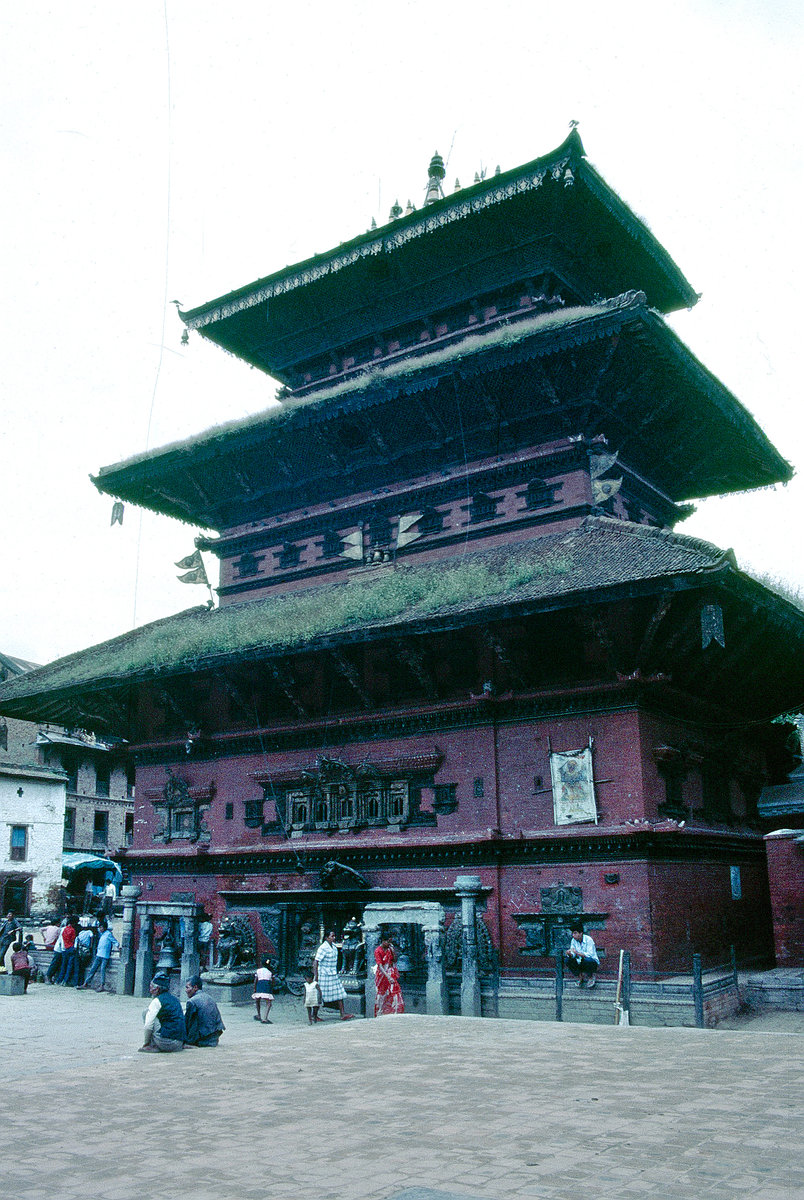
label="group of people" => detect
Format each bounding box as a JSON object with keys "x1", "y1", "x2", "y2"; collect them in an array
[
  {"x1": 44, "y1": 914, "x2": 120, "y2": 990},
  {"x1": 141, "y1": 973, "x2": 226, "y2": 1052},
  {"x1": 139, "y1": 928, "x2": 406, "y2": 1051}
]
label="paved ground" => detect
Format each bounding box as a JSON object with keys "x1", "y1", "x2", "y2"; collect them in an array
[{"x1": 1, "y1": 986, "x2": 802, "y2": 1200}]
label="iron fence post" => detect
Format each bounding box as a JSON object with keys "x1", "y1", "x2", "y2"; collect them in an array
[{"x1": 555, "y1": 953, "x2": 563, "y2": 1022}]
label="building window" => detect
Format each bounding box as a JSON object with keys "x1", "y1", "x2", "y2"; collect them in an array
[
  {"x1": 225, "y1": 803, "x2": 234, "y2": 820},
  {"x1": 64, "y1": 807, "x2": 76, "y2": 845},
  {"x1": 93, "y1": 810, "x2": 109, "y2": 846},
  {"x1": 287, "y1": 778, "x2": 411, "y2": 830},
  {"x1": 473, "y1": 777, "x2": 485, "y2": 798},
  {"x1": 9, "y1": 825, "x2": 27, "y2": 862},
  {"x1": 244, "y1": 799, "x2": 264, "y2": 828},
  {"x1": 277, "y1": 543, "x2": 301, "y2": 570},
  {"x1": 321, "y1": 529, "x2": 344, "y2": 558},
  {"x1": 171, "y1": 809, "x2": 194, "y2": 837},
  {"x1": 95, "y1": 761, "x2": 110, "y2": 798},
  {"x1": 64, "y1": 754, "x2": 79, "y2": 794},
  {"x1": 433, "y1": 784, "x2": 458, "y2": 814},
  {"x1": 369, "y1": 514, "x2": 392, "y2": 548},
  {"x1": 124, "y1": 813, "x2": 134, "y2": 846},
  {"x1": 525, "y1": 478, "x2": 558, "y2": 510},
  {"x1": 235, "y1": 552, "x2": 262, "y2": 578},
  {"x1": 126, "y1": 765, "x2": 136, "y2": 798},
  {"x1": 418, "y1": 508, "x2": 444, "y2": 536},
  {"x1": 469, "y1": 493, "x2": 498, "y2": 523}
]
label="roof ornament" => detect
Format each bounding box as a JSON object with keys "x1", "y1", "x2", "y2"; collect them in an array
[
  {"x1": 389, "y1": 198, "x2": 403, "y2": 221},
  {"x1": 453, "y1": 177, "x2": 461, "y2": 191},
  {"x1": 405, "y1": 198, "x2": 415, "y2": 215},
  {"x1": 424, "y1": 151, "x2": 446, "y2": 205}
]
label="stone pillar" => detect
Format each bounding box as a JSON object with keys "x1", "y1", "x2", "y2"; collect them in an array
[
  {"x1": 423, "y1": 923, "x2": 448, "y2": 1015},
  {"x1": 119, "y1": 885, "x2": 141, "y2": 996},
  {"x1": 135, "y1": 910, "x2": 154, "y2": 998},
  {"x1": 181, "y1": 913, "x2": 200, "y2": 990},
  {"x1": 362, "y1": 923, "x2": 381, "y2": 1018},
  {"x1": 455, "y1": 874, "x2": 483, "y2": 1017}
]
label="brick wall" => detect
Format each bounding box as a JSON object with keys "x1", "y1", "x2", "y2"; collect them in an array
[{"x1": 765, "y1": 829, "x2": 804, "y2": 966}]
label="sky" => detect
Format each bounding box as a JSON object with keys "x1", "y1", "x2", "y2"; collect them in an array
[{"x1": 2, "y1": 1, "x2": 803, "y2": 666}]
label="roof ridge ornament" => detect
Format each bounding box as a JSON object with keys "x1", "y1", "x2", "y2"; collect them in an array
[{"x1": 424, "y1": 151, "x2": 446, "y2": 205}]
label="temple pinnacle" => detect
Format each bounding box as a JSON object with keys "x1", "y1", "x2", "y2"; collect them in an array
[{"x1": 424, "y1": 151, "x2": 446, "y2": 205}]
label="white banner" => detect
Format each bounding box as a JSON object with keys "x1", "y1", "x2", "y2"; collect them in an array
[{"x1": 550, "y1": 746, "x2": 597, "y2": 826}]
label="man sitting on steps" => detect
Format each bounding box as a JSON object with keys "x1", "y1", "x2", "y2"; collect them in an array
[{"x1": 564, "y1": 926, "x2": 599, "y2": 988}]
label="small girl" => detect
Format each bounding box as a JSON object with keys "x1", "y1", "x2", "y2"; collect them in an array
[
  {"x1": 304, "y1": 972, "x2": 321, "y2": 1024},
  {"x1": 252, "y1": 957, "x2": 274, "y2": 1023}
]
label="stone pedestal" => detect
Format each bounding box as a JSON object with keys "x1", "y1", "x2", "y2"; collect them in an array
[
  {"x1": 119, "y1": 885, "x2": 141, "y2": 996},
  {"x1": 455, "y1": 874, "x2": 483, "y2": 1018},
  {"x1": 200, "y1": 977, "x2": 254, "y2": 1008},
  {"x1": 135, "y1": 912, "x2": 154, "y2": 998}
]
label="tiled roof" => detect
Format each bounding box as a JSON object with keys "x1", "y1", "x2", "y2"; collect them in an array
[{"x1": 0, "y1": 518, "x2": 745, "y2": 711}]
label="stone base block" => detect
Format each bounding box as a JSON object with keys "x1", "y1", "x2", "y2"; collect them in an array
[
  {"x1": 203, "y1": 980, "x2": 253, "y2": 1008},
  {"x1": 0, "y1": 974, "x2": 25, "y2": 996}
]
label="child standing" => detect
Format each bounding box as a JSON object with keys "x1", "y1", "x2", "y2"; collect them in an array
[
  {"x1": 252, "y1": 957, "x2": 274, "y2": 1023},
  {"x1": 304, "y1": 973, "x2": 321, "y2": 1024}
]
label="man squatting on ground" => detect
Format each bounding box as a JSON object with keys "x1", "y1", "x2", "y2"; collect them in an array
[
  {"x1": 184, "y1": 975, "x2": 225, "y2": 1047},
  {"x1": 564, "y1": 926, "x2": 600, "y2": 988},
  {"x1": 140, "y1": 972, "x2": 186, "y2": 1053}
]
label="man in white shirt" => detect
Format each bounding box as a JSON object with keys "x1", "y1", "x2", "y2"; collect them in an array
[{"x1": 564, "y1": 926, "x2": 600, "y2": 988}]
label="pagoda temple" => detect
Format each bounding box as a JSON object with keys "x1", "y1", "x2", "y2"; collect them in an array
[{"x1": 3, "y1": 129, "x2": 803, "y2": 981}]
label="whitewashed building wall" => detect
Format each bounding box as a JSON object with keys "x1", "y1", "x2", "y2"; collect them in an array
[{"x1": 0, "y1": 764, "x2": 66, "y2": 916}]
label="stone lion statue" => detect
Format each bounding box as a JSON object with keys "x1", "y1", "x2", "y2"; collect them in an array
[{"x1": 217, "y1": 914, "x2": 256, "y2": 971}]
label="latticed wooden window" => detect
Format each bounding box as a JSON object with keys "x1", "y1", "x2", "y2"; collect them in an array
[
  {"x1": 525, "y1": 478, "x2": 557, "y2": 510},
  {"x1": 469, "y1": 493, "x2": 498, "y2": 523},
  {"x1": 369, "y1": 515, "x2": 392, "y2": 547},
  {"x1": 287, "y1": 789, "x2": 310, "y2": 827},
  {"x1": 171, "y1": 809, "x2": 193, "y2": 837},
  {"x1": 359, "y1": 784, "x2": 381, "y2": 821},
  {"x1": 235, "y1": 552, "x2": 261, "y2": 578},
  {"x1": 314, "y1": 791, "x2": 331, "y2": 824},
  {"x1": 387, "y1": 781, "x2": 408, "y2": 820},
  {"x1": 321, "y1": 529, "x2": 344, "y2": 558},
  {"x1": 277, "y1": 543, "x2": 301, "y2": 570},
  {"x1": 244, "y1": 799, "x2": 264, "y2": 828},
  {"x1": 418, "y1": 507, "x2": 444, "y2": 536}
]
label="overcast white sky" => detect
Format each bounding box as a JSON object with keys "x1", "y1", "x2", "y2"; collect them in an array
[{"x1": 2, "y1": 1, "x2": 803, "y2": 666}]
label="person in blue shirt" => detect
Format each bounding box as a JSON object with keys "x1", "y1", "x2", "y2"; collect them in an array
[{"x1": 79, "y1": 921, "x2": 119, "y2": 992}]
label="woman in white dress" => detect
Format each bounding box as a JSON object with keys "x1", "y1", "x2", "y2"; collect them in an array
[{"x1": 313, "y1": 931, "x2": 354, "y2": 1021}]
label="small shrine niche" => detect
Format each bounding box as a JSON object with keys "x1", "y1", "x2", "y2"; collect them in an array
[{"x1": 146, "y1": 768, "x2": 214, "y2": 844}]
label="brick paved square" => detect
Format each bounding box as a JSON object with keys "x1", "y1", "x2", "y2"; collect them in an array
[{"x1": 0, "y1": 989, "x2": 802, "y2": 1200}]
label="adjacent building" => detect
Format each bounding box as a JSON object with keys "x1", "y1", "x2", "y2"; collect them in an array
[
  {"x1": 0, "y1": 651, "x2": 132, "y2": 915},
  {"x1": 1, "y1": 131, "x2": 802, "y2": 971}
]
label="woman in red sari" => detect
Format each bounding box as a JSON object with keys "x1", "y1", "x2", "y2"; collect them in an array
[{"x1": 374, "y1": 935, "x2": 404, "y2": 1016}]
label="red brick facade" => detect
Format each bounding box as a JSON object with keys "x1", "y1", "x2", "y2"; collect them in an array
[{"x1": 765, "y1": 830, "x2": 804, "y2": 966}]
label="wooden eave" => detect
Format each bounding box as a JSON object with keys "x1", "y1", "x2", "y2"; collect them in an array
[
  {"x1": 2, "y1": 551, "x2": 803, "y2": 733},
  {"x1": 92, "y1": 300, "x2": 790, "y2": 529},
  {"x1": 178, "y1": 131, "x2": 697, "y2": 381}
]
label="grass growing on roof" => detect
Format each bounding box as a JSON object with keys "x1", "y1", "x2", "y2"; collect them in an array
[
  {"x1": 9, "y1": 548, "x2": 571, "y2": 694},
  {"x1": 129, "y1": 550, "x2": 571, "y2": 672}
]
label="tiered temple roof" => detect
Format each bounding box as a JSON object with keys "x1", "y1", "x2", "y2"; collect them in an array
[{"x1": 1, "y1": 519, "x2": 802, "y2": 729}]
